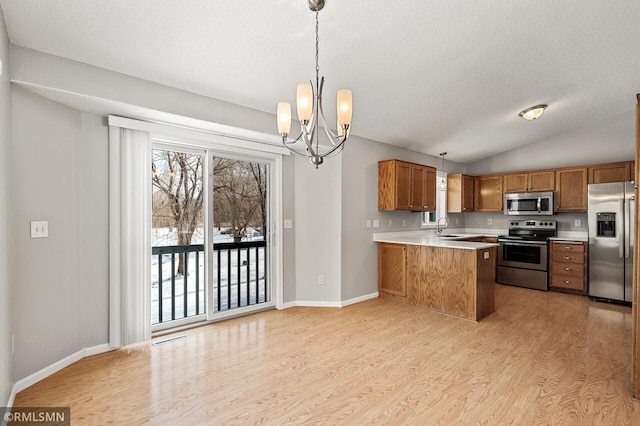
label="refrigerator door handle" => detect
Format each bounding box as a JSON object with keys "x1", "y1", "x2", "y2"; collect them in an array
[
  {"x1": 619, "y1": 199, "x2": 625, "y2": 258},
  {"x1": 627, "y1": 196, "x2": 635, "y2": 258}
]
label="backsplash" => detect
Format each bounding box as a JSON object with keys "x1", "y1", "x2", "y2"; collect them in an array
[{"x1": 463, "y1": 211, "x2": 588, "y2": 232}]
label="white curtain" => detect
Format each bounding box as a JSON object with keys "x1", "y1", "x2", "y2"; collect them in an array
[{"x1": 109, "y1": 126, "x2": 151, "y2": 347}]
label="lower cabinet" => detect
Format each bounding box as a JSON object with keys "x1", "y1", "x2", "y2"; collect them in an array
[
  {"x1": 549, "y1": 241, "x2": 587, "y2": 293},
  {"x1": 378, "y1": 242, "x2": 407, "y2": 301},
  {"x1": 378, "y1": 242, "x2": 496, "y2": 321}
]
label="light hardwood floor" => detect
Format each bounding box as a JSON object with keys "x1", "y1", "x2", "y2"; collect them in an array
[{"x1": 13, "y1": 285, "x2": 640, "y2": 424}]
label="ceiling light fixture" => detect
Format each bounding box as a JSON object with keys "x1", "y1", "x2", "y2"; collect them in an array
[
  {"x1": 519, "y1": 104, "x2": 547, "y2": 121},
  {"x1": 439, "y1": 152, "x2": 447, "y2": 191},
  {"x1": 276, "y1": 0, "x2": 353, "y2": 168}
]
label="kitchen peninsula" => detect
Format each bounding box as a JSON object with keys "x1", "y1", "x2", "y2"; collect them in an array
[{"x1": 374, "y1": 232, "x2": 498, "y2": 321}]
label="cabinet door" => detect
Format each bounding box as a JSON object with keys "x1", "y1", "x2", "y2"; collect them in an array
[
  {"x1": 423, "y1": 166, "x2": 436, "y2": 211},
  {"x1": 555, "y1": 167, "x2": 587, "y2": 212},
  {"x1": 395, "y1": 161, "x2": 412, "y2": 210},
  {"x1": 378, "y1": 243, "x2": 407, "y2": 300},
  {"x1": 588, "y1": 162, "x2": 632, "y2": 184},
  {"x1": 503, "y1": 173, "x2": 527, "y2": 193},
  {"x1": 528, "y1": 170, "x2": 555, "y2": 191},
  {"x1": 410, "y1": 164, "x2": 426, "y2": 210},
  {"x1": 474, "y1": 175, "x2": 503, "y2": 212},
  {"x1": 448, "y1": 174, "x2": 474, "y2": 212},
  {"x1": 462, "y1": 175, "x2": 474, "y2": 211}
]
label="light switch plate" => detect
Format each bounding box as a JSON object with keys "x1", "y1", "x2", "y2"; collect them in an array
[
  {"x1": 31, "y1": 221, "x2": 49, "y2": 238},
  {"x1": 284, "y1": 219, "x2": 293, "y2": 229}
]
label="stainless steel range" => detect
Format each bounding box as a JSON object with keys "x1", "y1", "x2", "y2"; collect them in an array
[{"x1": 497, "y1": 220, "x2": 557, "y2": 291}]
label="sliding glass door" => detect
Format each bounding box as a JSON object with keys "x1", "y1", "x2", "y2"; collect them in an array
[
  {"x1": 151, "y1": 145, "x2": 276, "y2": 332},
  {"x1": 151, "y1": 147, "x2": 206, "y2": 332},
  {"x1": 208, "y1": 154, "x2": 273, "y2": 320}
]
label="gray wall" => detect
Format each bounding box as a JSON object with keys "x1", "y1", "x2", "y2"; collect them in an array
[
  {"x1": 11, "y1": 88, "x2": 109, "y2": 380},
  {"x1": 7, "y1": 47, "x2": 302, "y2": 382},
  {"x1": 0, "y1": 11, "x2": 12, "y2": 405},
  {"x1": 465, "y1": 109, "x2": 635, "y2": 175},
  {"x1": 340, "y1": 137, "x2": 449, "y2": 301}
]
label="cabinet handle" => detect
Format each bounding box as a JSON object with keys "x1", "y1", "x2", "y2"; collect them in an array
[
  {"x1": 565, "y1": 267, "x2": 571, "y2": 271},
  {"x1": 563, "y1": 256, "x2": 571, "y2": 260},
  {"x1": 563, "y1": 246, "x2": 572, "y2": 250},
  {"x1": 565, "y1": 280, "x2": 571, "y2": 284}
]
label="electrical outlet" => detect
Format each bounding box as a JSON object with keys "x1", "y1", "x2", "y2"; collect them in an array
[
  {"x1": 373, "y1": 220, "x2": 380, "y2": 228},
  {"x1": 284, "y1": 219, "x2": 293, "y2": 229},
  {"x1": 487, "y1": 219, "x2": 493, "y2": 226},
  {"x1": 318, "y1": 275, "x2": 325, "y2": 285},
  {"x1": 575, "y1": 219, "x2": 581, "y2": 227},
  {"x1": 30, "y1": 221, "x2": 49, "y2": 238},
  {"x1": 366, "y1": 220, "x2": 371, "y2": 228},
  {"x1": 484, "y1": 251, "x2": 490, "y2": 260},
  {"x1": 402, "y1": 219, "x2": 407, "y2": 227},
  {"x1": 455, "y1": 218, "x2": 459, "y2": 225},
  {"x1": 388, "y1": 219, "x2": 393, "y2": 227}
]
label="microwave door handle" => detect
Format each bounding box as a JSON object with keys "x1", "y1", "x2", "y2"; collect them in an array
[{"x1": 537, "y1": 198, "x2": 541, "y2": 213}]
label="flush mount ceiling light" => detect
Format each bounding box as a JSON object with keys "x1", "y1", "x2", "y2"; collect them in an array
[
  {"x1": 519, "y1": 104, "x2": 547, "y2": 121},
  {"x1": 276, "y1": 0, "x2": 353, "y2": 168}
]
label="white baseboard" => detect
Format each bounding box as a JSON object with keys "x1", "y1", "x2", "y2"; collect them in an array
[
  {"x1": 295, "y1": 300, "x2": 343, "y2": 308},
  {"x1": 341, "y1": 292, "x2": 378, "y2": 307},
  {"x1": 288, "y1": 292, "x2": 379, "y2": 308},
  {"x1": 9, "y1": 343, "x2": 114, "y2": 405},
  {"x1": 279, "y1": 301, "x2": 297, "y2": 309}
]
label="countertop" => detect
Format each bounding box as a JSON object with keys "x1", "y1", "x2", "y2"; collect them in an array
[{"x1": 373, "y1": 231, "x2": 499, "y2": 250}]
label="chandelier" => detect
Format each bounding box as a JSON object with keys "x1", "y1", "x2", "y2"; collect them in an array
[{"x1": 276, "y1": 0, "x2": 353, "y2": 168}]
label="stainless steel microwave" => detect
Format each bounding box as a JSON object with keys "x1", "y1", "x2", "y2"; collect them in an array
[{"x1": 504, "y1": 191, "x2": 554, "y2": 215}]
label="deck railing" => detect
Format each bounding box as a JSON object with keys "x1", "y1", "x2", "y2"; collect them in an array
[{"x1": 151, "y1": 240, "x2": 267, "y2": 325}]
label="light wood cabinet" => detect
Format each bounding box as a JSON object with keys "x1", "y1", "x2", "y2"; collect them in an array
[
  {"x1": 588, "y1": 161, "x2": 634, "y2": 184},
  {"x1": 447, "y1": 174, "x2": 474, "y2": 212},
  {"x1": 378, "y1": 160, "x2": 436, "y2": 211},
  {"x1": 378, "y1": 243, "x2": 407, "y2": 302},
  {"x1": 474, "y1": 175, "x2": 503, "y2": 212},
  {"x1": 555, "y1": 167, "x2": 588, "y2": 212},
  {"x1": 378, "y1": 242, "x2": 496, "y2": 321},
  {"x1": 503, "y1": 170, "x2": 555, "y2": 193},
  {"x1": 549, "y1": 241, "x2": 587, "y2": 293},
  {"x1": 406, "y1": 245, "x2": 496, "y2": 321}
]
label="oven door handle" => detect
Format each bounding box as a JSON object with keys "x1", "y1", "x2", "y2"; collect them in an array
[{"x1": 498, "y1": 240, "x2": 548, "y2": 246}]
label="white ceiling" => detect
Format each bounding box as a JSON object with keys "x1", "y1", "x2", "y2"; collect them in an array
[{"x1": 1, "y1": 0, "x2": 640, "y2": 163}]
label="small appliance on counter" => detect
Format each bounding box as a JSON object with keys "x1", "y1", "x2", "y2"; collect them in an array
[{"x1": 588, "y1": 181, "x2": 635, "y2": 304}]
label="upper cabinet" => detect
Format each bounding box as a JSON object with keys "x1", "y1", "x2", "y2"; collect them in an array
[
  {"x1": 588, "y1": 161, "x2": 634, "y2": 184},
  {"x1": 474, "y1": 175, "x2": 503, "y2": 212},
  {"x1": 447, "y1": 174, "x2": 474, "y2": 212},
  {"x1": 503, "y1": 171, "x2": 555, "y2": 193},
  {"x1": 555, "y1": 167, "x2": 588, "y2": 212},
  {"x1": 378, "y1": 160, "x2": 437, "y2": 211}
]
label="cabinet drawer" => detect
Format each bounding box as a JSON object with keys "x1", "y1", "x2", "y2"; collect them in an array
[
  {"x1": 550, "y1": 274, "x2": 585, "y2": 291},
  {"x1": 551, "y1": 242, "x2": 585, "y2": 253},
  {"x1": 551, "y1": 252, "x2": 584, "y2": 264},
  {"x1": 551, "y1": 262, "x2": 585, "y2": 277}
]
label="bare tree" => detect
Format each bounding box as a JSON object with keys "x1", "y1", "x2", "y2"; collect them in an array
[
  {"x1": 212, "y1": 158, "x2": 265, "y2": 243},
  {"x1": 152, "y1": 150, "x2": 204, "y2": 274}
]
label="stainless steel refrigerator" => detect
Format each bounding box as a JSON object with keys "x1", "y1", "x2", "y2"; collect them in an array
[{"x1": 588, "y1": 181, "x2": 635, "y2": 303}]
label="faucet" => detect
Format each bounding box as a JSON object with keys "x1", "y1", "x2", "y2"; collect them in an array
[{"x1": 436, "y1": 216, "x2": 449, "y2": 236}]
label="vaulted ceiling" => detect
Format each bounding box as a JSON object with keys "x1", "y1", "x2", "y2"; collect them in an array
[{"x1": 1, "y1": 0, "x2": 639, "y2": 163}]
